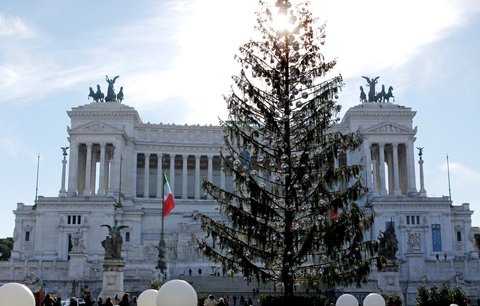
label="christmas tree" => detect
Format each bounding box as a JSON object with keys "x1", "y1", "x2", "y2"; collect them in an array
[{"x1": 193, "y1": 0, "x2": 383, "y2": 296}]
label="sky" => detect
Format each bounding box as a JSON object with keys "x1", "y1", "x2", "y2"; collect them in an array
[{"x1": 0, "y1": 0, "x2": 479, "y2": 238}]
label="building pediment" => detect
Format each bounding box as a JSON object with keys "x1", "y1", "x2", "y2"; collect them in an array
[
  {"x1": 363, "y1": 122, "x2": 416, "y2": 134},
  {"x1": 69, "y1": 122, "x2": 124, "y2": 134}
]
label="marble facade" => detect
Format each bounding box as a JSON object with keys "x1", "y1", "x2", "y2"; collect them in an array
[{"x1": 0, "y1": 100, "x2": 478, "y2": 305}]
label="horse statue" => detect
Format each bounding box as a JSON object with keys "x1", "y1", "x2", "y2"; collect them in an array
[
  {"x1": 95, "y1": 84, "x2": 104, "y2": 102},
  {"x1": 384, "y1": 86, "x2": 395, "y2": 102},
  {"x1": 359, "y1": 86, "x2": 367, "y2": 103},
  {"x1": 117, "y1": 86, "x2": 124, "y2": 103},
  {"x1": 362, "y1": 76, "x2": 380, "y2": 102},
  {"x1": 88, "y1": 85, "x2": 104, "y2": 102},
  {"x1": 375, "y1": 84, "x2": 386, "y2": 102},
  {"x1": 88, "y1": 87, "x2": 96, "y2": 102}
]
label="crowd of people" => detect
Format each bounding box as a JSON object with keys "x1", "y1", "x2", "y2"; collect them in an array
[
  {"x1": 40, "y1": 292, "x2": 137, "y2": 306},
  {"x1": 204, "y1": 294, "x2": 254, "y2": 306}
]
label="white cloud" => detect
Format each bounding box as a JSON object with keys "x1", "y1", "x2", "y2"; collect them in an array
[{"x1": 0, "y1": 13, "x2": 35, "y2": 38}]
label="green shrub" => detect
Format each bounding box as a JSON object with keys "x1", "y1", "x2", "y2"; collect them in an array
[
  {"x1": 382, "y1": 293, "x2": 402, "y2": 306},
  {"x1": 416, "y1": 284, "x2": 468, "y2": 306}
]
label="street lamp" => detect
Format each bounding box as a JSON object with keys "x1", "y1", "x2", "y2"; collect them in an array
[{"x1": 0, "y1": 282, "x2": 35, "y2": 306}]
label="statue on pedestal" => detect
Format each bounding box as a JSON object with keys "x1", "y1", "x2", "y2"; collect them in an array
[
  {"x1": 105, "y1": 75, "x2": 120, "y2": 102},
  {"x1": 88, "y1": 75, "x2": 124, "y2": 103},
  {"x1": 378, "y1": 223, "x2": 398, "y2": 260},
  {"x1": 101, "y1": 224, "x2": 128, "y2": 259}
]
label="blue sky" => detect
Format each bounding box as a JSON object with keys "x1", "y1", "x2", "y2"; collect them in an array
[{"x1": 0, "y1": 0, "x2": 479, "y2": 238}]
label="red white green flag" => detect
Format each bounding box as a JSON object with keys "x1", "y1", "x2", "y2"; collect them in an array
[{"x1": 163, "y1": 172, "x2": 175, "y2": 217}]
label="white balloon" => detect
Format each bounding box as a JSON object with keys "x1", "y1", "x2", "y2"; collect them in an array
[
  {"x1": 336, "y1": 294, "x2": 359, "y2": 306},
  {"x1": 0, "y1": 282, "x2": 35, "y2": 306},
  {"x1": 363, "y1": 293, "x2": 386, "y2": 306},
  {"x1": 138, "y1": 289, "x2": 158, "y2": 306},
  {"x1": 156, "y1": 279, "x2": 197, "y2": 306}
]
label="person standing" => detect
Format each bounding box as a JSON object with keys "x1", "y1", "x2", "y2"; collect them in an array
[
  {"x1": 204, "y1": 294, "x2": 217, "y2": 306},
  {"x1": 41, "y1": 294, "x2": 55, "y2": 306},
  {"x1": 97, "y1": 297, "x2": 105, "y2": 306},
  {"x1": 217, "y1": 297, "x2": 226, "y2": 306},
  {"x1": 104, "y1": 297, "x2": 114, "y2": 306},
  {"x1": 119, "y1": 293, "x2": 130, "y2": 306}
]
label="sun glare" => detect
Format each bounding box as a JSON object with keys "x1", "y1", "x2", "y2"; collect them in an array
[{"x1": 273, "y1": 11, "x2": 296, "y2": 33}]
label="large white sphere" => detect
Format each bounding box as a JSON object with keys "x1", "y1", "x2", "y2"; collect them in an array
[
  {"x1": 0, "y1": 282, "x2": 35, "y2": 306},
  {"x1": 138, "y1": 289, "x2": 158, "y2": 306},
  {"x1": 336, "y1": 294, "x2": 359, "y2": 306},
  {"x1": 156, "y1": 279, "x2": 197, "y2": 306},
  {"x1": 450, "y1": 304, "x2": 459, "y2": 306},
  {"x1": 363, "y1": 293, "x2": 385, "y2": 306}
]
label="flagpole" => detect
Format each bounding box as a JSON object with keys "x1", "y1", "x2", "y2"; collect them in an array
[
  {"x1": 161, "y1": 171, "x2": 165, "y2": 240},
  {"x1": 34, "y1": 155, "x2": 40, "y2": 205}
]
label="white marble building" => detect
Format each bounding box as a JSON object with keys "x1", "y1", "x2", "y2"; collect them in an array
[{"x1": 0, "y1": 99, "x2": 478, "y2": 305}]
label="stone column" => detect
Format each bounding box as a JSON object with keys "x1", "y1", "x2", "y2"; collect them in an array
[
  {"x1": 144, "y1": 153, "x2": 150, "y2": 198},
  {"x1": 378, "y1": 143, "x2": 387, "y2": 195},
  {"x1": 83, "y1": 143, "x2": 93, "y2": 195},
  {"x1": 392, "y1": 143, "x2": 401, "y2": 195},
  {"x1": 108, "y1": 146, "x2": 119, "y2": 196},
  {"x1": 59, "y1": 148, "x2": 68, "y2": 197},
  {"x1": 169, "y1": 155, "x2": 175, "y2": 195},
  {"x1": 182, "y1": 154, "x2": 188, "y2": 199},
  {"x1": 220, "y1": 158, "x2": 226, "y2": 190},
  {"x1": 97, "y1": 143, "x2": 107, "y2": 195},
  {"x1": 195, "y1": 155, "x2": 201, "y2": 199},
  {"x1": 364, "y1": 142, "x2": 372, "y2": 192},
  {"x1": 406, "y1": 140, "x2": 418, "y2": 194},
  {"x1": 418, "y1": 149, "x2": 427, "y2": 196},
  {"x1": 67, "y1": 143, "x2": 78, "y2": 195},
  {"x1": 207, "y1": 155, "x2": 213, "y2": 199},
  {"x1": 157, "y1": 154, "x2": 163, "y2": 199}
]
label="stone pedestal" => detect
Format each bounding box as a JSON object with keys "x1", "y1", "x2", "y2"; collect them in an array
[
  {"x1": 68, "y1": 252, "x2": 89, "y2": 279},
  {"x1": 377, "y1": 260, "x2": 405, "y2": 306},
  {"x1": 405, "y1": 252, "x2": 424, "y2": 306},
  {"x1": 99, "y1": 259, "x2": 125, "y2": 300}
]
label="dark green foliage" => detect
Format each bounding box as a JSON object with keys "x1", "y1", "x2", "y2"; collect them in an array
[
  {"x1": 0, "y1": 237, "x2": 13, "y2": 259},
  {"x1": 193, "y1": 0, "x2": 382, "y2": 297},
  {"x1": 259, "y1": 294, "x2": 327, "y2": 306},
  {"x1": 416, "y1": 284, "x2": 468, "y2": 306},
  {"x1": 197, "y1": 294, "x2": 208, "y2": 306},
  {"x1": 382, "y1": 293, "x2": 402, "y2": 306}
]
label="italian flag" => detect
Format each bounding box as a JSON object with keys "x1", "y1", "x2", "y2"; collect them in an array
[{"x1": 163, "y1": 172, "x2": 175, "y2": 217}]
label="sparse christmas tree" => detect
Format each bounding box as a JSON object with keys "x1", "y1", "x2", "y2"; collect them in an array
[{"x1": 193, "y1": 0, "x2": 383, "y2": 297}]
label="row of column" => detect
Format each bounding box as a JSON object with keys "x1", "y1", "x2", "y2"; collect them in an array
[
  {"x1": 66, "y1": 142, "x2": 117, "y2": 196},
  {"x1": 135, "y1": 153, "x2": 226, "y2": 200},
  {"x1": 363, "y1": 141, "x2": 417, "y2": 196}
]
